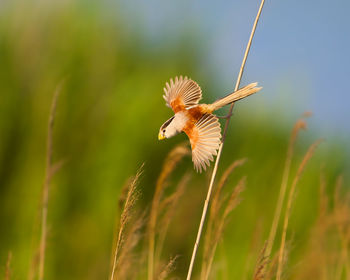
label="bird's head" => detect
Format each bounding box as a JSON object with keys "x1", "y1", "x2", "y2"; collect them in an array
[{"x1": 158, "y1": 116, "x2": 176, "y2": 140}]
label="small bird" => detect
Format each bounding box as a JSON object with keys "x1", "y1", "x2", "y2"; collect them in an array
[{"x1": 158, "y1": 76, "x2": 261, "y2": 172}]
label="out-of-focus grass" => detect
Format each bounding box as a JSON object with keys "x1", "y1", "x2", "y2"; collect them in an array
[{"x1": 0, "y1": 1, "x2": 349, "y2": 279}]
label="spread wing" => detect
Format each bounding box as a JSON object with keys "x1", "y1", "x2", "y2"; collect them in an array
[
  {"x1": 184, "y1": 114, "x2": 222, "y2": 173},
  {"x1": 163, "y1": 76, "x2": 202, "y2": 113}
]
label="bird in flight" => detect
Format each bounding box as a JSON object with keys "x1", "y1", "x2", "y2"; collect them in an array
[{"x1": 158, "y1": 76, "x2": 261, "y2": 172}]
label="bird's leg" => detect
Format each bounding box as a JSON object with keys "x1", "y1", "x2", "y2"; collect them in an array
[{"x1": 216, "y1": 113, "x2": 233, "y2": 119}]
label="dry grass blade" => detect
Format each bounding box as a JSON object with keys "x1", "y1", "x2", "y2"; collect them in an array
[
  {"x1": 264, "y1": 119, "x2": 307, "y2": 263},
  {"x1": 253, "y1": 242, "x2": 268, "y2": 280},
  {"x1": 148, "y1": 143, "x2": 189, "y2": 280},
  {"x1": 202, "y1": 158, "x2": 246, "y2": 279},
  {"x1": 118, "y1": 177, "x2": 133, "y2": 211},
  {"x1": 253, "y1": 241, "x2": 286, "y2": 280},
  {"x1": 5, "y1": 251, "x2": 12, "y2": 280},
  {"x1": 242, "y1": 221, "x2": 263, "y2": 280},
  {"x1": 333, "y1": 176, "x2": 350, "y2": 280},
  {"x1": 318, "y1": 170, "x2": 328, "y2": 219},
  {"x1": 115, "y1": 212, "x2": 146, "y2": 280},
  {"x1": 211, "y1": 158, "x2": 247, "y2": 222},
  {"x1": 110, "y1": 165, "x2": 143, "y2": 280},
  {"x1": 156, "y1": 172, "x2": 191, "y2": 264},
  {"x1": 203, "y1": 177, "x2": 246, "y2": 280},
  {"x1": 48, "y1": 159, "x2": 66, "y2": 181},
  {"x1": 276, "y1": 139, "x2": 322, "y2": 280},
  {"x1": 158, "y1": 256, "x2": 179, "y2": 280},
  {"x1": 38, "y1": 82, "x2": 64, "y2": 280},
  {"x1": 265, "y1": 252, "x2": 280, "y2": 280},
  {"x1": 186, "y1": 1, "x2": 265, "y2": 278},
  {"x1": 292, "y1": 173, "x2": 350, "y2": 280}
]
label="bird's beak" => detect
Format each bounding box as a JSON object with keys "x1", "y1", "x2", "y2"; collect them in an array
[{"x1": 158, "y1": 133, "x2": 165, "y2": 140}]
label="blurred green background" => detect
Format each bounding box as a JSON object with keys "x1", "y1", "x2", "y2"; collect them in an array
[{"x1": 0, "y1": 0, "x2": 349, "y2": 279}]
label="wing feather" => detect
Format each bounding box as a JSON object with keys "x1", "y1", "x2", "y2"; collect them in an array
[
  {"x1": 184, "y1": 113, "x2": 222, "y2": 173},
  {"x1": 163, "y1": 76, "x2": 202, "y2": 113}
]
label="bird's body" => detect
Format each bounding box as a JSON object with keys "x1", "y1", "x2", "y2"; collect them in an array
[
  {"x1": 165, "y1": 105, "x2": 209, "y2": 136},
  {"x1": 159, "y1": 76, "x2": 261, "y2": 172}
]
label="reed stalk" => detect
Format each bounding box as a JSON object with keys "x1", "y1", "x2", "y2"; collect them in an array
[
  {"x1": 276, "y1": 139, "x2": 322, "y2": 280},
  {"x1": 110, "y1": 166, "x2": 143, "y2": 280},
  {"x1": 264, "y1": 119, "x2": 307, "y2": 262},
  {"x1": 148, "y1": 144, "x2": 189, "y2": 280},
  {"x1": 186, "y1": 1, "x2": 265, "y2": 279},
  {"x1": 38, "y1": 83, "x2": 63, "y2": 280}
]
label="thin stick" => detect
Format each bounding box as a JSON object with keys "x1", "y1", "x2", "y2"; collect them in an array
[
  {"x1": 38, "y1": 83, "x2": 62, "y2": 280},
  {"x1": 185, "y1": 1, "x2": 265, "y2": 279},
  {"x1": 276, "y1": 139, "x2": 322, "y2": 280}
]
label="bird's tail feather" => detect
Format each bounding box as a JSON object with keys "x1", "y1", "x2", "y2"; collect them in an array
[{"x1": 208, "y1": 83, "x2": 262, "y2": 112}]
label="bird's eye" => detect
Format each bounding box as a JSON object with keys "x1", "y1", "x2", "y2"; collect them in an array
[{"x1": 163, "y1": 129, "x2": 166, "y2": 133}]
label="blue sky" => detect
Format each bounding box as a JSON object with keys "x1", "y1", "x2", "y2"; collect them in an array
[{"x1": 118, "y1": 0, "x2": 350, "y2": 139}]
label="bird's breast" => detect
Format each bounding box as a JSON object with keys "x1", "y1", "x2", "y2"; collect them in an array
[{"x1": 172, "y1": 111, "x2": 190, "y2": 132}]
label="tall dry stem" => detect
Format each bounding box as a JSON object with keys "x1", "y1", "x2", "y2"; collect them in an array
[
  {"x1": 115, "y1": 212, "x2": 146, "y2": 279},
  {"x1": 276, "y1": 139, "x2": 322, "y2": 280},
  {"x1": 210, "y1": 159, "x2": 247, "y2": 226},
  {"x1": 186, "y1": 1, "x2": 265, "y2": 279},
  {"x1": 242, "y1": 221, "x2": 263, "y2": 280},
  {"x1": 202, "y1": 159, "x2": 246, "y2": 279},
  {"x1": 158, "y1": 256, "x2": 179, "y2": 280},
  {"x1": 155, "y1": 172, "x2": 191, "y2": 264},
  {"x1": 110, "y1": 165, "x2": 143, "y2": 280},
  {"x1": 264, "y1": 119, "x2": 307, "y2": 262},
  {"x1": 204, "y1": 177, "x2": 246, "y2": 280},
  {"x1": 253, "y1": 242, "x2": 268, "y2": 280},
  {"x1": 333, "y1": 176, "x2": 350, "y2": 280},
  {"x1": 38, "y1": 82, "x2": 63, "y2": 280},
  {"x1": 148, "y1": 144, "x2": 189, "y2": 280},
  {"x1": 293, "y1": 173, "x2": 350, "y2": 280}
]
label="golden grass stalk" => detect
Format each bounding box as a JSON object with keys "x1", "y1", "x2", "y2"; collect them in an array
[
  {"x1": 242, "y1": 221, "x2": 263, "y2": 280},
  {"x1": 158, "y1": 256, "x2": 179, "y2": 280},
  {"x1": 318, "y1": 170, "x2": 328, "y2": 219},
  {"x1": 315, "y1": 170, "x2": 329, "y2": 280},
  {"x1": 115, "y1": 212, "x2": 146, "y2": 279},
  {"x1": 276, "y1": 139, "x2": 322, "y2": 280},
  {"x1": 110, "y1": 165, "x2": 143, "y2": 280},
  {"x1": 205, "y1": 177, "x2": 246, "y2": 280},
  {"x1": 202, "y1": 159, "x2": 246, "y2": 279},
  {"x1": 210, "y1": 159, "x2": 247, "y2": 228},
  {"x1": 148, "y1": 143, "x2": 189, "y2": 280},
  {"x1": 5, "y1": 251, "x2": 12, "y2": 280},
  {"x1": 333, "y1": 176, "x2": 350, "y2": 280},
  {"x1": 292, "y1": 173, "x2": 350, "y2": 280},
  {"x1": 38, "y1": 82, "x2": 63, "y2": 280},
  {"x1": 186, "y1": 1, "x2": 265, "y2": 278},
  {"x1": 264, "y1": 251, "x2": 280, "y2": 280},
  {"x1": 253, "y1": 242, "x2": 268, "y2": 280},
  {"x1": 155, "y1": 172, "x2": 191, "y2": 265},
  {"x1": 264, "y1": 119, "x2": 307, "y2": 262},
  {"x1": 254, "y1": 244, "x2": 281, "y2": 280}
]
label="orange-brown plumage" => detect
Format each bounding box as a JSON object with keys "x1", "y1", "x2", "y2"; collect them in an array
[
  {"x1": 159, "y1": 76, "x2": 261, "y2": 172},
  {"x1": 170, "y1": 99, "x2": 185, "y2": 113},
  {"x1": 182, "y1": 106, "x2": 213, "y2": 150},
  {"x1": 187, "y1": 105, "x2": 211, "y2": 119}
]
